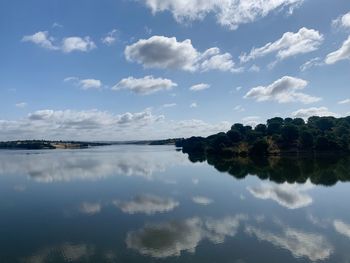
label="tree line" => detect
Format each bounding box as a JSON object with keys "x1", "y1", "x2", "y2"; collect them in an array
[{"x1": 176, "y1": 116, "x2": 350, "y2": 156}]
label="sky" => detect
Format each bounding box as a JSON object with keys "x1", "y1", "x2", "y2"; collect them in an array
[{"x1": 0, "y1": 0, "x2": 350, "y2": 141}]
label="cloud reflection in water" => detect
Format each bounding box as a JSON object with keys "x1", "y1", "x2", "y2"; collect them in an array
[{"x1": 126, "y1": 215, "x2": 247, "y2": 258}]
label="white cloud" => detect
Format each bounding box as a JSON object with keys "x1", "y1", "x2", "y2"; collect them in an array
[
  {"x1": 101, "y1": 29, "x2": 118, "y2": 46},
  {"x1": 22, "y1": 31, "x2": 58, "y2": 50},
  {"x1": 247, "y1": 182, "x2": 313, "y2": 209},
  {"x1": 249, "y1": 64, "x2": 260, "y2": 72},
  {"x1": 79, "y1": 79, "x2": 102, "y2": 90},
  {"x1": 0, "y1": 108, "x2": 231, "y2": 141},
  {"x1": 338, "y1": 98, "x2": 350, "y2": 105},
  {"x1": 245, "y1": 225, "x2": 333, "y2": 261},
  {"x1": 162, "y1": 103, "x2": 177, "y2": 108},
  {"x1": 190, "y1": 83, "x2": 210, "y2": 91},
  {"x1": 125, "y1": 36, "x2": 240, "y2": 72},
  {"x1": 332, "y1": 11, "x2": 350, "y2": 29},
  {"x1": 234, "y1": 105, "x2": 245, "y2": 112},
  {"x1": 125, "y1": 36, "x2": 198, "y2": 71},
  {"x1": 15, "y1": 102, "x2": 28, "y2": 108},
  {"x1": 325, "y1": 36, "x2": 350, "y2": 64},
  {"x1": 200, "y1": 48, "x2": 242, "y2": 73},
  {"x1": 240, "y1": 28, "x2": 323, "y2": 63},
  {"x1": 190, "y1": 102, "x2": 198, "y2": 108},
  {"x1": 300, "y1": 57, "x2": 323, "y2": 71},
  {"x1": 62, "y1": 37, "x2": 96, "y2": 53},
  {"x1": 0, "y1": 109, "x2": 165, "y2": 141},
  {"x1": 142, "y1": 0, "x2": 304, "y2": 30},
  {"x1": 242, "y1": 116, "x2": 260, "y2": 126},
  {"x1": 291, "y1": 107, "x2": 338, "y2": 119},
  {"x1": 192, "y1": 196, "x2": 213, "y2": 206},
  {"x1": 52, "y1": 22, "x2": 63, "y2": 28},
  {"x1": 113, "y1": 194, "x2": 179, "y2": 215},
  {"x1": 22, "y1": 31, "x2": 96, "y2": 53},
  {"x1": 169, "y1": 119, "x2": 230, "y2": 136},
  {"x1": 244, "y1": 76, "x2": 321, "y2": 104},
  {"x1": 64, "y1": 77, "x2": 102, "y2": 90},
  {"x1": 112, "y1": 75, "x2": 177, "y2": 95},
  {"x1": 334, "y1": 220, "x2": 350, "y2": 239},
  {"x1": 126, "y1": 214, "x2": 247, "y2": 258}
]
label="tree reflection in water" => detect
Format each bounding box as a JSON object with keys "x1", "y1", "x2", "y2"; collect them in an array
[{"x1": 186, "y1": 151, "x2": 350, "y2": 186}]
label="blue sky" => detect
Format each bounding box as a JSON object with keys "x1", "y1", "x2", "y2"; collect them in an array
[{"x1": 1, "y1": 0, "x2": 350, "y2": 140}]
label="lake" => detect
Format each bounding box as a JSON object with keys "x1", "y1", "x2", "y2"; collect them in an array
[{"x1": 0, "y1": 145, "x2": 349, "y2": 263}]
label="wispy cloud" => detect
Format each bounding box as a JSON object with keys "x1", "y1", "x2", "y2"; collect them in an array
[
  {"x1": 325, "y1": 36, "x2": 350, "y2": 65},
  {"x1": 101, "y1": 29, "x2": 118, "y2": 46},
  {"x1": 240, "y1": 28, "x2": 323, "y2": 63},
  {"x1": 64, "y1": 77, "x2": 103, "y2": 90},
  {"x1": 190, "y1": 83, "x2": 210, "y2": 91},
  {"x1": 142, "y1": 0, "x2": 304, "y2": 30}
]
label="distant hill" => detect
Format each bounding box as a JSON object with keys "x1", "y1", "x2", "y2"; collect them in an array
[
  {"x1": 176, "y1": 116, "x2": 350, "y2": 157},
  {"x1": 0, "y1": 139, "x2": 183, "y2": 150},
  {"x1": 0, "y1": 140, "x2": 110, "y2": 150}
]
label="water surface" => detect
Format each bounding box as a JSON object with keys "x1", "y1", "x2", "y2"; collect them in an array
[{"x1": 0, "y1": 145, "x2": 349, "y2": 263}]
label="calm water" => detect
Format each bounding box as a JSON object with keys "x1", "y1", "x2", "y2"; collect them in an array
[{"x1": 0, "y1": 145, "x2": 350, "y2": 263}]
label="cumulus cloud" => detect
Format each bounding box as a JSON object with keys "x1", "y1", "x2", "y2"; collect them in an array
[
  {"x1": 245, "y1": 225, "x2": 333, "y2": 261},
  {"x1": 22, "y1": 31, "x2": 96, "y2": 53},
  {"x1": 190, "y1": 83, "x2": 210, "y2": 91},
  {"x1": 101, "y1": 29, "x2": 118, "y2": 45},
  {"x1": 240, "y1": 28, "x2": 323, "y2": 63},
  {"x1": 62, "y1": 37, "x2": 96, "y2": 53},
  {"x1": 332, "y1": 11, "x2": 350, "y2": 29},
  {"x1": 333, "y1": 220, "x2": 350, "y2": 239},
  {"x1": 113, "y1": 194, "x2": 179, "y2": 215},
  {"x1": 291, "y1": 107, "x2": 338, "y2": 119},
  {"x1": 125, "y1": 36, "x2": 240, "y2": 72},
  {"x1": 244, "y1": 76, "x2": 321, "y2": 104},
  {"x1": 0, "y1": 109, "x2": 165, "y2": 141},
  {"x1": 0, "y1": 108, "x2": 231, "y2": 142},
  {"x1": 142, "y1": 0, "x2": 304, "y2": 30},
  {"x1": 126, "y1": 214, "x2": 247, "y2": 258},
  {"x1": 192, "y1": 196, "x2": 213, "y2": 206},
  {"x1": 200, "y1": 48, "x2": 243, "y2": 72},
  {"x1": 112, "y1": 75, "x2": 177, "y2": 95},
  {"x1": 125, "y1": 36, "x2": 198, "y2": 71},
  {"x1": 64, "y1": 77, "x2": 102, "y2": 90},
  {"x1": 22, "y1": 31, "x2": 59, "y2": 50},
  {"x1": 247, "y1": 182, "x2": 313, "y2": 209},
  {"x1": 325, "y1": 36, "x2": 350, "y2": 64}
]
